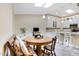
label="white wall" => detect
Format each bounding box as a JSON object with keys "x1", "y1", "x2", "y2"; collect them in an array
[
  {"x1": 14, "y1": 15, "x2": 46, "y2": 34},
  {"x1": 0, "y1": 4, "x2": 13, "y2": 55}
]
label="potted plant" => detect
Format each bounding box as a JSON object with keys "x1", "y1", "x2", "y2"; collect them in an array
[{"x1": 20, "y1": 27, "x2": 26, "y2": 34}]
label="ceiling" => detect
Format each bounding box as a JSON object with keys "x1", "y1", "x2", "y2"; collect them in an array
[{"x1": 13, "y1": 3, "x2": 79, "y2": 17}]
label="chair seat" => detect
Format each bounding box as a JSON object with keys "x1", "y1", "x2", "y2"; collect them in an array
[
  {"x1": 23, "y1": 41, "x2": 37, "y2": 56},
  {"x1": 15, "y1": 50, "x2": 24, "y2": 56},
  {"x1": 27, "y1": 46, "x2": 37, "y2": 56},
  {"x1": 43, "y1": 45, "x2": 52, "y2": 51}
]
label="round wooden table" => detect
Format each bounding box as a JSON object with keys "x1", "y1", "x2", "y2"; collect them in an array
[{"x1": 24, "y1": 36, "x2": 52, "y2": 56}]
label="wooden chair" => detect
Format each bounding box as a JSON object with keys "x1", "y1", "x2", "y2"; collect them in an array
[
  {"x1": 16, "y1": 36, "x2": 37, "y2": 56},
  {"x1": 3, "y1": 41, "x2": 16, "y2": 56},
  {"x1": 3, "y1": 35, "x2": 37, "y2": 56},
  {"x1": 13, "y1": 37, "x2": 24, "y2": 56},
  {"x1": 3, "y1": 35, "x2": 24, "y2": 56},
  {"x1": 23, "y1": 40, "x2": 37, "y2": 56},
  {"x1": 43, "y1": 36, "x2": 57, "y2": 56},
  {"x1": 13, "y1": 36, "x2": 34, "y2": 56}
]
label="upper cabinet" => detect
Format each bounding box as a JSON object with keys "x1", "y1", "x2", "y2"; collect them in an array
[
  {"x1": 46, "y1": 16, "x2": 53, "y2": 27},
  {"x1": 45, "y1": 14, "x2": 79, "y2": 29},
  {"x1": 63, "y1": 15, "x2": 79, "y2": 28},
  {"x1": 46, "y1": 15, "x2": 61, "y2": 28}
]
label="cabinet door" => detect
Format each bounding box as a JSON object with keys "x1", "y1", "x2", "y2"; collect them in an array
[
  {"x1": 63, "y1": 21, "x2": 69, "y2": 28},
  {"x1": 47, "y1": 19, "x2": 53, "y2": 27},
  {"x1": 53, "y1": 21, "x2": 57, "y2": 28}
]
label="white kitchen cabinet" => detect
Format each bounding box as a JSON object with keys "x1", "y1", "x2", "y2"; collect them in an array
[
  {"x1": 46, "y1": 18, "x2": 53, "y2": 27},
  {"x1": 46, "y1": 16, "x2": 58, "y2": 28}
]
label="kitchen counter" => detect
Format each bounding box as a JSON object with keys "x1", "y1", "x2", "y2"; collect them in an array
[{"x1": 60, "y1": 32, "x2": 79, "y2": 35}]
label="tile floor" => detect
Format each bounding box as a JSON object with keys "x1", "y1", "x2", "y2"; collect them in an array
[{"x1": 55, "y1": 43, "x2": 79, "y2": 56}]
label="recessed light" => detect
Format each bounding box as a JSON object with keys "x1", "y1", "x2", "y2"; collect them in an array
[
  {"x1": 43, "y1": 15, "x2": 45, "y2": 19},
  {"x1": 65, "y1": 9, "x2": 74, "y2": 14},
  {"x1": 43, "y1": 3, "x2": 53, "y2": 8},
  {"x1": 61, "y1": 20, "x2": 64, "y2": 23},
  {"x1": 56, "y1": 12, "x2": 58, "y2": 15}
]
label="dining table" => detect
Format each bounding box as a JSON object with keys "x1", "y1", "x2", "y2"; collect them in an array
[{"x1": 24, "y1": 36, "x2": 52, "y2": 56}]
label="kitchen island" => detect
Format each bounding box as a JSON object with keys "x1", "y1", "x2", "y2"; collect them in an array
[{"x1": 59, "y1": 32, "x2": 79, "y2": 48}]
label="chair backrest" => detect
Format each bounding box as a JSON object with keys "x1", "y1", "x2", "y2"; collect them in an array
[
  {"x1": 51, "y1": 36, "x2": 57, "y2": 51},
  {"x1": 3, "y1": 35, "x2": 26, "y2": 56},
  {"x1": 3, "y1": 41, "x2": 16, "y2": 56},
  {"x1": 7, "y1": 41, "x2": 16, "y2": 56},
  {"x1": 13, "y1": 36, "x2": 24, "y2": 56},
  {"x1": 3, "y1": 35, "x2": 17, "y2": 56},
  {"x1": 16, "y1": 36, "x2": 31, "y2": 56}
]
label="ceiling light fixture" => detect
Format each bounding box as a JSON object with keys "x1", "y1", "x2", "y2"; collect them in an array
[
  {"x1": 65, "y1": 9, "x2": 74, "y2": 14},
  {"x1": 34, "y1": 3, "x2": 44, "y2": 7},
  {"x1": 43, "y1": 3, "x2": 53, "y2": 8},
  {"x1": 61, "y1": 20, "x2": 64, "y2": 23},
  {"x1": 43, "y1": 15, "x2": 45, "y2": 19},
  {"x1": 56, "y1": 12, "x2": 58, "y2": 15}
]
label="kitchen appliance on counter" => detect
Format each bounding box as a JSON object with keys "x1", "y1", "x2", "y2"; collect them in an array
[{"x1": 70, "y1": 24, "x2": 79, "y2": 32}]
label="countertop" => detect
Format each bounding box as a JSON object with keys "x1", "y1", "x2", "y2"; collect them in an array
[{"x1": 60, "y1": 32, "x2": 79, "y2": 36}]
